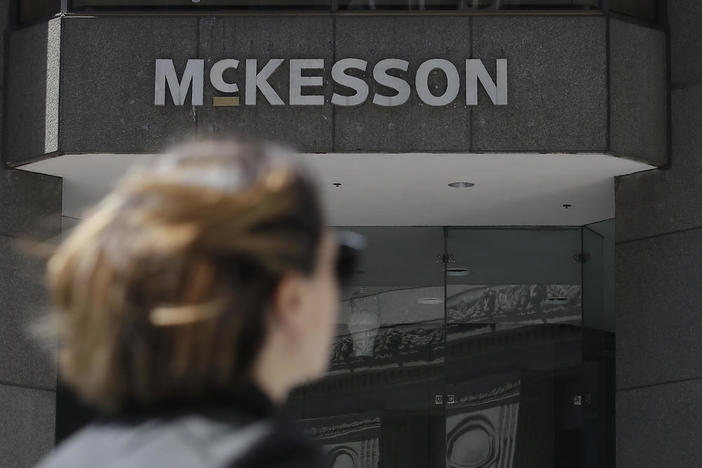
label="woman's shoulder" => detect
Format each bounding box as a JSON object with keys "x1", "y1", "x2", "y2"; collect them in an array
[
  {"x1": 37, "y1": 412, "x2": 325, "y2": 468},
  {"x1": 231, "y1": 417, "x2": 326, "y2": 468}
]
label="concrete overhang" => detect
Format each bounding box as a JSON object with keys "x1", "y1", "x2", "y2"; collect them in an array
[
  {"x1": 7, "y1": 13, "x2": 663, "y2": 226},
  {"x1": 21, "y1": 152, "x2": 652, "y2": 226}
]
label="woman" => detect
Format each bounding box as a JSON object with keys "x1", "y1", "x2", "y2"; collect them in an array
[{"x1": 37, "y1": 139, "x2": 363, "y2": 468}]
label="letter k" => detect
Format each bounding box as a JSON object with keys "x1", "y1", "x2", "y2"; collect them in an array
[{"x1": 245, "y1": 59, "x2": 285, "y2": 105}]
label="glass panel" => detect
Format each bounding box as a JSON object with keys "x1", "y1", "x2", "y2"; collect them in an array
[
  {"x1": 581, "y1": 219, "x2": 615, "y2": 468},
  {"x1": 52, "y1": 224, "x2": 615, "y2": 465},
  {"x1": 473, "y1": 0, "x2": 599, "y2": 8},
  {"x1": 444, "y1": 228, "x2": 585, "y2": 468},
  {"x1": 286, "y1": 227, "x2": 446, "y2": 468},
  {"x1": 339, "y1": 0, "x2": 459, "y2": 10},
  {"x1": 70, "y1": 0, "x2": 332, "y2": 10},
  {"x1": 69, "y1": 0, "x2": 600, "y2": 11},
  {"x1": 338, "y1": 0, "x2": 599, "y2": 10},
  {"x1": 582, "y1": 219, "x2": 614, "y2": 333},
  {"x1": 19, "y1": 0, "x2": 61, "y2": 24},
  {"x1": 609, "y1": 0, "x2": 658, "y2": 23}
]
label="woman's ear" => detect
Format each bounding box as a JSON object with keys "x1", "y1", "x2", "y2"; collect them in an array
[{"x1": 270, "y1": 273, "x2": 306, "y2": 335}]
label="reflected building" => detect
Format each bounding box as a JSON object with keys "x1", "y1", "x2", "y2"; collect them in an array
[{"x1": 286, "y1": 225, "x2": 614, "y2": 468}]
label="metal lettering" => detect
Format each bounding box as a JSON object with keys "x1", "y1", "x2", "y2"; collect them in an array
[
  {"x1": 466, "y1": 58, "x2": 508, "y2": 106},
  {"x1": 154, "y1": 59, "x2": 204, "y2": 106},
  {"x1": 331, "y1": 58, "x2": 369, "y2": 107},
  {"x1": 210, "y1": 59, "x2": 239, "y2": 94},
  {"x1": 245, "y1": 59, "x2": 285, "y2": 106},
  {"x1": 372, "y1": 58, "x2": 411, "y2": 107},
  {"x1": 416, "y1": 59, "x2": 460, "y2": 106},
  {"x1": 289, "y1": 59, "x2": 325, "y2": 106}
]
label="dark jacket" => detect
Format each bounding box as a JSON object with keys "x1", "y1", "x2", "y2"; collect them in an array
[{"x1": 36, "y1": 384, "x2": 325, "y2": 468}]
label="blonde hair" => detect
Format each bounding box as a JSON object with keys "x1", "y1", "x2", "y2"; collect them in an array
[{"x1": 47, "y1": 139, "x2": 324, "y2": 412}]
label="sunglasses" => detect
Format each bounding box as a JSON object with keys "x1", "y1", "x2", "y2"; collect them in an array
[{"x1": 334, "y1": 230, "x2": 366, "y2": 288}]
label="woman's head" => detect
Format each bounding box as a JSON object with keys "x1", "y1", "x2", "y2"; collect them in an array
[{"x1": 47, "y1": 138, "x2": 340, "y2": 411}]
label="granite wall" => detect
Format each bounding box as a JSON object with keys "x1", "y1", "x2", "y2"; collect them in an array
[
  {"x1": 615, "y1": 1, "x2": 702, "y2": 466},
  {"x1": 0, "y1": 1, "x2": 63, "y2": 466},
  {"x1": 4, "y1": 14, "x2": 667, "y2": 167}
]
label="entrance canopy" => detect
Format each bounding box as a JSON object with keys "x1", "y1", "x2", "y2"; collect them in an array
[{"x1": 22, "y1": 152, "x2": 651, "y2": 226}]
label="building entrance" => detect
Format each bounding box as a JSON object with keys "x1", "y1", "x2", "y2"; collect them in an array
[{"x1": 286, "y1": 223, "x2": 615, "y2": 468}]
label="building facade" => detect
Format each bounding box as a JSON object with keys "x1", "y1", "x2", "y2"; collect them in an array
[{"x1": 0, "y1": 0, "x2": 699, "y2": 467}]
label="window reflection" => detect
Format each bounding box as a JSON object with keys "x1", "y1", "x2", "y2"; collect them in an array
[
  {"x1": 288, "y1": 227, "x2": 445, "y2": 468},
  {"x1": 609, "y1": 0, "x2": 658, "y2": 23},
  {"x1": 60, "y1": 0, "x2": 659, "y2": 22},
  {"x1": 70, "y1": 0, "x2": 332, "y2": 10},
  {"x1": 308, "y1": 415, "x2": 381, "y2": 468},
  {"x1": 68, "y1": 0, "x2": 602, "y2": 11},
  {"x1": 446, "y1": 379, "x2": 519, "y2": 468},
  {"x1": 339, "y1": 0, "x2": 599, "y2": 10},
  {"x1": 287, "y1": 225, "x2": 614, "y2": 468},
  {"x1": 332, "y1": 287, "x2": 444, "y2": 370},
  {"x1": 448, "y1": 283, "x2": 582, "y2": 331},
  {"x1": 19, "y1": 0, "x2": 60, "y2": 24}
]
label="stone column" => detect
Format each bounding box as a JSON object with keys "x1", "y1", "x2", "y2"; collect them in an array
[
  {"x1": 0, "y1": 1, "x2": 63, "y2": 466},
  {"x1": 615, "y1": 1, "x2": 702, "y2": 466}
]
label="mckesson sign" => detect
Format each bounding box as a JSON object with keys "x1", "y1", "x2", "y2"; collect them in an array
[{"x1": 155, "y1": 58, "x2": 508, "y2": 107}]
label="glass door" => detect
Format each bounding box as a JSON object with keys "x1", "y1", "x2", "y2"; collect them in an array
[
  {"x1": 287, "y1": 224, "x2": 615, "y2": 468},
  {"x1": 287, "y1": 227, "x2": 446, "y2": 468},
  {"x1": 52, "y1": 224, "x2": 615, "y2": 464},
  {"x1": 444, "y1": 227, "x2": 584, "y2": 468}
]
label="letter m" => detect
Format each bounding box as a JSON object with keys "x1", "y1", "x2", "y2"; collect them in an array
[{"x1": 154, "y1": 59, "x2": 204, "y2": 106}]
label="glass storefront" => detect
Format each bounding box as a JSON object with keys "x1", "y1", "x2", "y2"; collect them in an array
[
  {"x1": 18, "y1": 0, "x2": 60, "y2": 24},
  {"x1": 16, "y1": 1, "x2": 660, "y2": 25},
  {"x1": 67, "y1": 0, "x2": 602, "y2": 11},
  {"x1": 286, "y1": 223, "x2": 615, "y2": 468},
  {"x1": 608, "y1": 0, "x2": 659, "y2": 23},
  {"x1": 54, "y1": 222, "x2": 615, "y2": 467}
]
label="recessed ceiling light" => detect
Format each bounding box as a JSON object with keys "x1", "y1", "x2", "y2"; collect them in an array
[
  {"x1": 417, "y1": 297, "x2": 443, "y2": 305},
  {"x1": 447, "y1": 267, "x2": 471, "y2": 277},
  {"x1": 448, "y1": 182, "x2": 475, "y2": 188}
]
